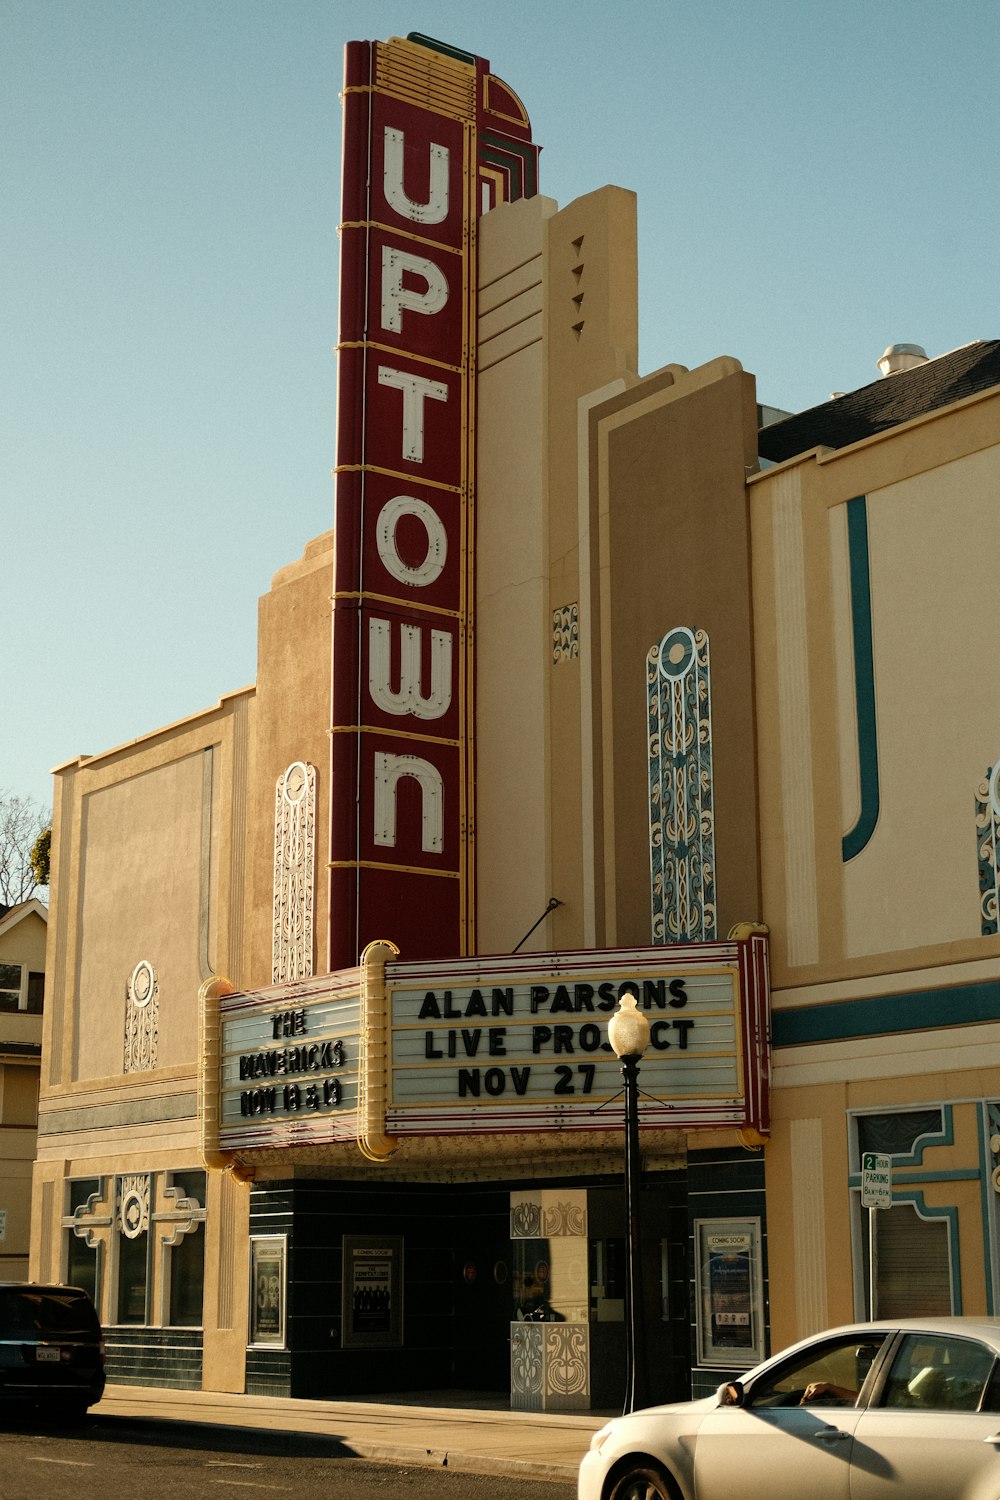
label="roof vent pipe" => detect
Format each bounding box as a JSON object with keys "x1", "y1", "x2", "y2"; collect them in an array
[{"x1": 877, "y1": 343, "x2": 928, "y2": 377}]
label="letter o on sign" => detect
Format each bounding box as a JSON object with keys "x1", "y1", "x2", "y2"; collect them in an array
[{"x1": 377, "y1": 495, "x2": 447, "y2": 587}]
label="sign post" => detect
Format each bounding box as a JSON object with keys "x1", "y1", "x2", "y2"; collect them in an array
[{"x1": 861, "y1": 1151, "x2": 892, "y2": 1318}]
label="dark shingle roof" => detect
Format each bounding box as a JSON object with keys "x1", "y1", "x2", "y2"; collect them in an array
[{"x1": 758, "y1": 340, "x2": 1000, "y2": 466}]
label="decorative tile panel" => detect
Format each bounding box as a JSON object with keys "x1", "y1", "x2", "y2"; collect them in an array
[
  {"x1": 544, "y1": 1323, "x2": 590, "y2": 1404},
  {"x1": 510, "y1": 1322, "x2": 544, "y2": 1409},
  {"x1": 273, "y1": 761, "x2": 316, "y2": 983},
  {"x1": 976, "y1": 764, "x2": 1000, "y2": 936},
  {"x1": 124, "y1": 960, "x2": 158, "y2": 1073},
  {"x1": 648, "y1": 626, "x2": 717, "y2": 941},
  {"x1": 542, "y1": 1194, "x2": 587, "y2": 1238},
  {"x1": 552, "y1": 603, "x2": 580, "y2": 663},
  {"x1": 510, "y1": 1195, "x2": 542, "y2": 1239}
]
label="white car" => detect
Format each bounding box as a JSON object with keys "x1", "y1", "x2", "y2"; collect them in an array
[{"x1": 579, "y1": 1317, "x2": 1000, "y2": 1500}]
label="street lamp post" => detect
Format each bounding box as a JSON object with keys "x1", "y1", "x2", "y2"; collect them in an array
[{"x1": 608, "y1": 983, "x2": 651, "y2": 1414}]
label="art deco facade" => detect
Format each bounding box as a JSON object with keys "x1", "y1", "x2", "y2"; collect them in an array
[{"x1": 32, "y1": 31, "x2": 1000, "y2": 1409}]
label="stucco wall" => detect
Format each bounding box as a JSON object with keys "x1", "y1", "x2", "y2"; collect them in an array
[
  {"x1": 75, "y1": 752, "x2": 209, "y2": 1080},
  {"x1": 752, "y1": 385, "x2": 1000, "y2": 986},
  {"x1": 475, "y1": 195, "x2": 553, "y2": 954},
  {"x1": 249, "y1": 532, "x2": 333, "y2": 983}
]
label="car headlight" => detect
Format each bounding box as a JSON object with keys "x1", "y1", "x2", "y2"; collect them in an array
[{"x1": 589, "y1": 1423, "x2": 615, "y2": 1453}]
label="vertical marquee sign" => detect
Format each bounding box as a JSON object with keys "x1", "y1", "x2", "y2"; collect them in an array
[{"x1": 331, "y1": 33, "x2": 539, "y2": 969}]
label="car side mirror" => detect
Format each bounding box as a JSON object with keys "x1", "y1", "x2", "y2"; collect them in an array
[{"x1": 716, "y1": 1380, "x2": 744, "y2": 1407}]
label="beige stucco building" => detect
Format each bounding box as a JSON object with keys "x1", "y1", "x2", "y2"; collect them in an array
[{"x1": 31, "y1": 31, "x2": 1000, "y2": 1411}]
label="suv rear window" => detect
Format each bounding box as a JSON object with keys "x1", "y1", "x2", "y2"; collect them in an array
[{"x1": 0, "y1": 1288, "x2": 101, "y2": 1337}]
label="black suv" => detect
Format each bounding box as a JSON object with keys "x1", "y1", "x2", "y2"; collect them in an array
[{"x1": 0, "y1": 1283, "x2": 105, "y2": 1418}]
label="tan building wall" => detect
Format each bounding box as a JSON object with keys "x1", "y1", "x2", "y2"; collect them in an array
[
  {"x1": 751, "y1": 383, "x2": 1000, "y2": 989},
  {"x1": 475, "y1": 194, "x2": 554, "y2": 954},
  {"x1": 752, "y1": 380, "x2": 1000, "y2": 1347},
  {"x1": 36, "y1": 692, "x2": 255, "y2": 1388},
  {"x1": 248, "y1": 531, "x2": 333, "y2": 985},
  {"x1": 476, "y1": 185, "x2": 643, "y2": 956},
  {"x1": 591, "y1": 359, "x2": 761, "y2": 948}
]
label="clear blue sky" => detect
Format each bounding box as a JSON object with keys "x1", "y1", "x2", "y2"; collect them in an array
[{"x1": 4, "y1": 0, "x2": 997, "y2": 819}]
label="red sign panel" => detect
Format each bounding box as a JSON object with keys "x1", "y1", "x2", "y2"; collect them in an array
[{"x1": 330, "y1": 35, "x2": 538, "y2": 968}]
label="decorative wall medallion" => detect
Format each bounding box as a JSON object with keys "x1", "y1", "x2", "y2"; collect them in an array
[
  {"x1": 117, "y1": 1174, "x2": 151, "y2": 1239},
  {"x1": 647, "y1": 626, "x2": 717, "y2": 942},
  {"x1": 543, "y1": 1323, "x2": 589, "y2": 1397},
  {"x1": 976, "y1": 764, "x2": 1000, "y2": 937},
  {"x1": 510, "y1": 1199, "x2": 542, "y2": 1238},
  {"x1": 273, "y1": 760, "x2": 317, "y2": 983},
  {"x1": 124, "y1": 960, "x2": 159, "y2": 1073},
  {"x1": 552, "y1": 603, "x2": 580, "y2": 664}
]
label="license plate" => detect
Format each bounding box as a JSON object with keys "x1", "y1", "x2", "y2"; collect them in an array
[{"x1": 36, "y1": 1347, "x2": 61, "y2": 1362}]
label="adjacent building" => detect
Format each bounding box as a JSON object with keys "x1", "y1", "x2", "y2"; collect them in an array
[
  {"x1": 30, "y1": 31, "x2": 1000, "y2": 1411},
  {"x1": 1, "y1": 897, "x2": 46, "y2": 1278}
]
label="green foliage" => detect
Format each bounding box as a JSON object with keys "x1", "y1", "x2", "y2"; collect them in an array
[
  {"x1": 31, "y1": 826, "x2": 51, "y2": 890},
  {"x1": 0, "y1": 792, "x2": 50, "y2": 904}
]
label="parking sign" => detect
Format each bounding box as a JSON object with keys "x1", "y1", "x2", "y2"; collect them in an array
[{"x1": 861, "y1": 1151, "x2": 892, "y2": 1208}]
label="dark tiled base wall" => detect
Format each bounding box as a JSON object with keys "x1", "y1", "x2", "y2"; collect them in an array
[
  {"x1": 246, "y1": 1349, "x2": 291, "y2": 1396},
  {"x1": 248, "y1": 1179, "x2": 515, "y2": 1401},
  {"x1": 105, "y1": 1327, "x2": 204, "y2": 1388}
]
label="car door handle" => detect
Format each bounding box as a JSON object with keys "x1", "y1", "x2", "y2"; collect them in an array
[{"x1": 813, "y1": 1428, "x2": 850, "y2": 1443}]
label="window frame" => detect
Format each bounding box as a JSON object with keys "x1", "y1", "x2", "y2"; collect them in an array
[
  {"x1": 871, "y1": 1330, "x2": 1000, "y2": 1414},
  {"x1": 0, "y1": 961, "x2": 24, "y2": 1012},
  {"x1": 746, "y1": 1329, "x2": 892, "y2": 1410}
]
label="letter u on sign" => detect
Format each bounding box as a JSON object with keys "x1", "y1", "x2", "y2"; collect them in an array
[{"x1": 382, "y1": 127, "x2": 450, "y2": 224}]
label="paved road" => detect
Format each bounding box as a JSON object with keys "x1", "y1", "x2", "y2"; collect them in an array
[{"x1": 0, "y1": 1415, "x2": 575, "y2": 1499}]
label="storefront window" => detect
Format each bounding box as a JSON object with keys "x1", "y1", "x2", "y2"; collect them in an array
[
  {"x1": 164, "y1": 1170, "x2": 206, "y2": 1328},
  {"x1": 65, "y1": 1178, "x2": 102, "y2": 1307},
  {"x1": 588, "y1": 1237, "x2": 625, "y2": 1322},
  {"x1": 860, "y1": 1201, "x2": 951, "y2": 1316},
  {"x1": 857, "y1": 1109, "x2": 942, "y2": 1158},
  {"x1": 168, "y1": 1223, "x2": 205, "y2": 1326},
  {"x1": 853, "y1": 1109, "x2": 953, "y2": 1317},
  {"x1": 117, "y1": 1225, "x2": 149, "y2": 1323},
  {"x1": 115, "y1": 1175, "x2": 150, "y2": 1325}
]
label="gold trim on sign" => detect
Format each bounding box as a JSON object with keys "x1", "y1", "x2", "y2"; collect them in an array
[
  {"x1": 329, "y1": 724, "x2": 460, "y2": 748},
  {"x1": 333, "y1": 463, "x2": 461, "y2": 495},
  {"x1": 340, "y1": 220, "x2": 466, "y2": 256},
  {"x1": 336, "y1": 340, "x2": 464, "y2": 377},
  {"x1": 332, "y1": 590, "x2": 461, "y2": 620},
  {"x1": 331, "y1": 860, "x2": 461, "y2": 880},
  {"x1": 478, "y1": 166, "x2": 506, "y2": 207}
]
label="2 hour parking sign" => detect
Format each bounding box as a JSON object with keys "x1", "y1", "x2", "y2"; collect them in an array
[{"x1": 861, "y1": 1151, "x2": 892, "y2": 1208}]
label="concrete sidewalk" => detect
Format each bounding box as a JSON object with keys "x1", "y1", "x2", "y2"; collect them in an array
[{"x1": 95, "y1": 1383, "x2": 608, "y2": 1481}]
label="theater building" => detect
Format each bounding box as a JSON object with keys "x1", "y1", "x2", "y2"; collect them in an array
[{"x1": 31, "y1": 31, "x2": 1000, "y2": 1410}]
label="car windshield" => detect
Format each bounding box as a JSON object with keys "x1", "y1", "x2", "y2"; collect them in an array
[{"x1": 0, "y1": 1288, "x2": 100, "y2": 1336}]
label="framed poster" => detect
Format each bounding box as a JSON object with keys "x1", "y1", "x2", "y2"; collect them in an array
[
  {"x1": 342, "y1": 1235, "x2": 402, "y2": 1348},
  {"x1": 694, "y1": 1218, "x2": 764, "y2": 1368},
  {"x1": 249, "y1": 1235, "x2": 286, "y2": 1347}
]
